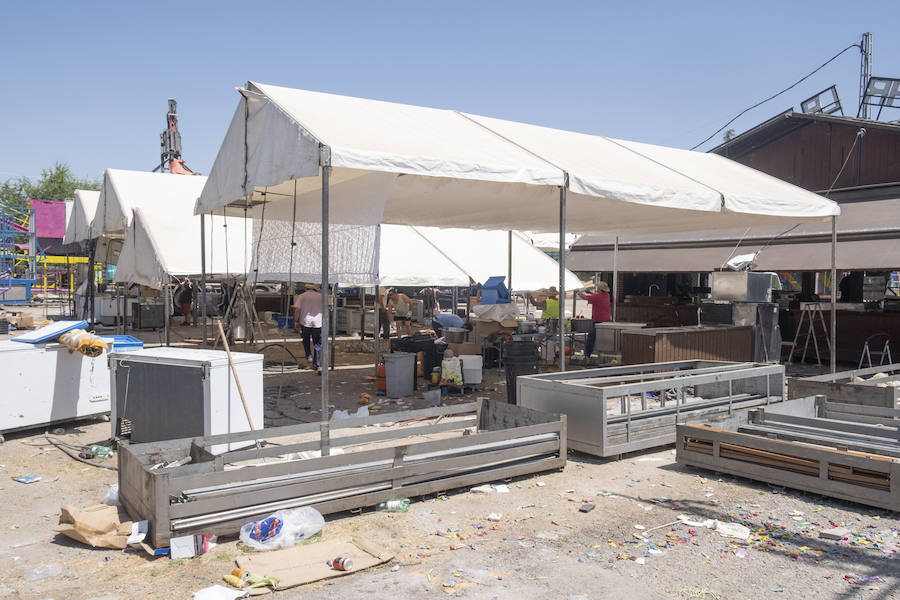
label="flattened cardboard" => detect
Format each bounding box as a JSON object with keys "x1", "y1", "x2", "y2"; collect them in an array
[
  {"x1": 54, "y1": 504, "x2": 132, "y2": 549},
  {"x1": 235, "y1": 536, "x2": 394, "y2": 592}
]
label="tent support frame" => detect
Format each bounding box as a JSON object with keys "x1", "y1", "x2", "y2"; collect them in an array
[
  {"x1": 320, "y1": 164, "x2": 331, "y2": 455},
  {"x1": 201, "y1": 214, "x2": 208, "y2": 348},
  {"x1": 830, "y1": 216, "x2": 837, "y2": 374},
  {"x1": 612, "y1": 236, "x2": 618, "y2": 322},
  {"x1": 559, "y1": 183, "x2": 567, "y2": 372}
]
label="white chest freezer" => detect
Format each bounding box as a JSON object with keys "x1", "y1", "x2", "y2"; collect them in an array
[
  {"x1": 108, "y1": 347, "x2": 263, "y2": 449},
  {"x1": 0, "y1": 341, "x2": 112, "y2": 439}
]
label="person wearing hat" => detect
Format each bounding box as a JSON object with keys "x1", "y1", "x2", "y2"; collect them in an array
[
  {"x1": 293, "y1": 282, "x2": 323, "y2": 372},
  {"x1": 527, "y1": 286, "x2": 560, "y2": 322},
  {"x1": 578, "y1": 281, "x2": 612, "y2": 357}
]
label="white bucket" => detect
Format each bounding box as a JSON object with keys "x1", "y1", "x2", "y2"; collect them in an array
[{"x1": 460, "y1": 355, "x2": 483, "y2": 384}]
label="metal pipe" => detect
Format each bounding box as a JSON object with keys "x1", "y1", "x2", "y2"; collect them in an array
[
  {"x1": 200, "y1": 213, "x2": 208, "y2": 348},
  {"x1": 559, "y1": 184, "x2": 567, "y2": 372},
  {"x1": 164, "y1": 282, "x2": 171, "y2": 346},
  {"x1": 321, "y1": 165, "x2": 331, "y2": 455},
  {"x1": 612, "y1": 236, "x2": 618, "y2": 322},
  {"x1": 374, "y1": 285, "x2": 380, "y2": 370},
  {"x1": 830, "y1": 215, "x2": 837, "y2": 373},
  {"x1": 330, "y1": 283, "x2": 336, "y2": 371},
  {"x1": 507, "y1": 230, "x2": 513, "y2": 293}
]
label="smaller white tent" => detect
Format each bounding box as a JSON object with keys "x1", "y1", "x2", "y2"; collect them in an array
[
  {"x1": 411, "y1": 227, "x2": 583, "y2": 292},
  {"x1": 113, "y1": 174, "x2": 250, "y2": 289},
  {"x1": 62, "y1": 189, "x2": 100, "y2": 244},
  {"x1": 376, "y1": 226, "x2": 470, "y2": 287}
]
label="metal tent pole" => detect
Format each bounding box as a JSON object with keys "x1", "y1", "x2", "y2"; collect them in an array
[
  {"x1": 559, "y1": 183, "x2": 567, "y2": 372},
  {"x1": 612, "y1": 236, "x2": 619, "y2": 322},
  {"x1": 830, "y1": 216, "x2": 837, "y2": 373},
  {"x1": 164, "y1": 282, "x2": 171, "y2": 346},
  {"x1": 320, "y1": 165, "x2": 331, "y2": 455},
  {"x1": 201, "y1": 213, "x2": 208, "y2": 348},
  {"x1": 330, "y1": 284, "x2": 336, "y2": 371},
  {"x1": 507, "y1": 230, "x2": 513, "y2": 293},
  {"x1": 374, "y1": 285, "x2": 381, "y2": 370}
]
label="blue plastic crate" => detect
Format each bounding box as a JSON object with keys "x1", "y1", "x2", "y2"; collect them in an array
[
  {"x1": 276, "y1": 315, "x2": 294, "y2": 329},
  {"x1": 105, "y1": 335, "x2": 144, "y2": 351}
]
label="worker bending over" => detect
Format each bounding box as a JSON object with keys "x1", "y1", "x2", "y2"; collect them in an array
[{"x1": 387, "y1": 289, "x2": 414, "y2": 337}]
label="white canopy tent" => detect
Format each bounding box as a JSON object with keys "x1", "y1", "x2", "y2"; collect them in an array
[
  {"x1": 195, "y1": 83, "x2": 842, "y2": 441},
  {"x1": 62, "y1": 189, "x2": 100, "y2": 244},
  {"x1": 113, "y1": 175, "x2": 249, "y2": 289}
]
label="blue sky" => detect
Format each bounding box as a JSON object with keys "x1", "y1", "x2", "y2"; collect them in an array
[{"x1": 2, "y1": 1, "x2": 897, "y2": 182}]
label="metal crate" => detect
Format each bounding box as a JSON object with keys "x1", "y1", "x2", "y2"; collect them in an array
[
  {"x1": 677, "y1": 396, "x2": 900, "y2": 511},
  {"x1": 517, "y1": 360, "x2": 784, "y2": 457},
  {"x1": 118, "y1": 399, "x2": 566, "y2": 547}
]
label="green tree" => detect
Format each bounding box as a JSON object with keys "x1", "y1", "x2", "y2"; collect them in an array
[
  {"x1": 723, "y1": 128, "x2": 736, "y2": 142},
  {"x1": 0, "y1": 163, "x2": 100, "y2": 208}
]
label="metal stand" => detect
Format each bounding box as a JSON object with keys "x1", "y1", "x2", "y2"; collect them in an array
[{"x1": 786, "y1": 303, "x2": 832, "y2": 365}]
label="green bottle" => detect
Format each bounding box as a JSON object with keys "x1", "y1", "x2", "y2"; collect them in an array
[
  {"x1": 90, "y1": 445, "x2": 112, "y2": 459},
  {"x1": 376, "y1": 499, "x2": 410, "y2": 513}
]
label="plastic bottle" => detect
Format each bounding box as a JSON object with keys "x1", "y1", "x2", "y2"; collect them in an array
[
  {"x1": 376, "y1": 363, "x2": 387, "y2": 393},
  {"x1": 90, "y1": 445, "x2": 113, "y2": 458},
  {"x1": 376, "y1": 499, "x2": 410, "y2": 513}
]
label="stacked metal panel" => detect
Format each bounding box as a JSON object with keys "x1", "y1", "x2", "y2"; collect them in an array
[
  {"x1": 119, "y1": 399, "x2": 566, "y2": 547},
  {"x1": 517, "y1": 360, "x2": 784, "y2": 457},
  {"x1": 677, "y1": 396, "x2": 900, "y2": 511}
]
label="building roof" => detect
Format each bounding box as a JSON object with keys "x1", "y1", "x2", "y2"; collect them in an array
[{"x1": 711, "y1": 110, "x2": 900, "y2": 161}]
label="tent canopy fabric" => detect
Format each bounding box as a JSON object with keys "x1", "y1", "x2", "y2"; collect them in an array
[
  {"x1": 196, "y1": 83, "x2": 839, "y2": 235},
  {"x1": 568, "y1": 193, "x2": 900, "y2": 273},
  {"x1": 409, "y1": 227, "x2": 583, "y2": 292},
  {"x1": 250, "y1": 223, "x2": 583, "y2": 290},
  {"x1": 112, "y1": 173, "x2": 250, "y2": 289},
  {"x1": 95, "y1": 169, "x2": 210, "y2": 238},
  {"x1": 63, "y1": 189, "x2": 101, "y2": 244}
]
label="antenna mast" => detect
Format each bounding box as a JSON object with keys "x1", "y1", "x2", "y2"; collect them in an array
[
  {"x1": 859, "y1": 32, "x2": 873, "y2": 120},
  {"x1": 159, "y1": 98, "x2": 182, "y2": 172}
]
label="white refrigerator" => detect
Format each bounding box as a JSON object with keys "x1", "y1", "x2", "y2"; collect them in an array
[{"x1": 108, "y1": 347, "x2": 263, "y2": 451}]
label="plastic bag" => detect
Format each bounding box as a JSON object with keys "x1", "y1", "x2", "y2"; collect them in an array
[
  {"x1": 239, "y1": 507, "x2": 324, "y2": 551},
  {"x1": 102, "y1": 484, "x2": 120, "y2": 506},
  {"x1": 440, "y1": 357, "x2": 463, "y2": 386}
]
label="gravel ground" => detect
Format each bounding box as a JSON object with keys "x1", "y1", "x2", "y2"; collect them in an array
[{"x1": 1, "y1": 314, "x2": 896, "y2": 599}]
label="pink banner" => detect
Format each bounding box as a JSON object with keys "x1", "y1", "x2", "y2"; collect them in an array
[{"x1": 29, "y1": 198, "x2": 66, "y2": 239}]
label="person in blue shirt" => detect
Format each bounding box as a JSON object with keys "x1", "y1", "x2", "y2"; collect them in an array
[{"x1": 432, "y1": 312, "x2": 463, "y2": 337}]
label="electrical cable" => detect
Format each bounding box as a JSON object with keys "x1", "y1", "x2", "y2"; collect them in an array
[
  {"x1": 691, "y1": 43, "x2": 860, "y2": 150},
  {"x1": 44, "y1": 436, "x2": 117, "y2": 471}
]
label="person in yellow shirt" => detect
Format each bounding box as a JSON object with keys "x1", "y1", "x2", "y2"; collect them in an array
[{"x1": 528, "y1": 287, "x2": 560, "y2": 320}]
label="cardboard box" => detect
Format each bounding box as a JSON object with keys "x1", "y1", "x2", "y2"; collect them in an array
[
  {"x1": 13, "y1": 314, "x2": 34, "y2": 329},
  {"x1": 449, "y1": 342, "x2": 482, "y2": 356}
]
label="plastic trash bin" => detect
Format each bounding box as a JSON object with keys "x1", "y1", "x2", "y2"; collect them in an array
[{"x1": 384, "y1": 352, "x2": 416, "y2": 398}]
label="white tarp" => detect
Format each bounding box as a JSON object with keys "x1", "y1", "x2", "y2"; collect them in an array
[
  {"x1": 195, "y1": 83, "x2": 839, "y2": 235},
  {"x1": 62, "y1": 189, "x2": 100, "y2": 244},
  {"x1": 411, "y1": 227, "x2": 583, "y2": 292},
  {"x1": 250, "y1": 224, "x2": 581, "y2": 290},
  {"x1": 112, "y1": 173, "x2": 249, "y2": 289}
]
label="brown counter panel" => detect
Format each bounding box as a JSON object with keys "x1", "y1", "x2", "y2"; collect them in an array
[
  {"x1": 622, "y1": 327, "x2": 754, "y2": 364},
  {"x1": 782, "y1": 309, "x2": 900, "y2": 364}
]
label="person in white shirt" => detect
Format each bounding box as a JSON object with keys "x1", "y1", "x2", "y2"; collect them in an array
[{"x1": 293, "y1": 282, "x2": 323, "y2": 373}]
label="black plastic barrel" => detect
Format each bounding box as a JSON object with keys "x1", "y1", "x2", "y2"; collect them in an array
[{"x1": 504, "y1": 341, "x2": 540, "y2": 405}]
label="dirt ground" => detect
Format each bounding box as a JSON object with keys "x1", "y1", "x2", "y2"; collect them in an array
[{"x1": 1, "y1": 316, "x2": 897, "y2": 599}]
